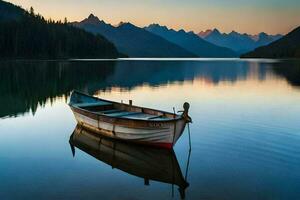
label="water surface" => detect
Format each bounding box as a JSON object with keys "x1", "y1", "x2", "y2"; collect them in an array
[{"x1": 0, "y1": 59, "x2": 300, "y2": 199}]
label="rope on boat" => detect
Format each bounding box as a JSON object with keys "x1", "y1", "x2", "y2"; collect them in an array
[{"x1": 181, "y1": 102, "x2": 192, "y2": 150}]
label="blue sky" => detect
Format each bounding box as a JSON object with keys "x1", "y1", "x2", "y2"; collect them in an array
[{"x1": 8, "y1": 0, "x2": 300, "y2": 34}]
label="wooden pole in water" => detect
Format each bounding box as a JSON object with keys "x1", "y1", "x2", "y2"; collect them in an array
[
  {"x1": 185, "y1": 146, "x2": 191, "y2": 181},
  {"x1": 129, "y1": 100, "x2": 133, "y2": 106},
  {"x1": 188, "y1": 123, "x2": 192, "y2": 151}
]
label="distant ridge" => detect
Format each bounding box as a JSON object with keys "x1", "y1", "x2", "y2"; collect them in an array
[
  {"x1": 198, "y1": 29, "x2": 214, "y2": 38},
  {"x1": 241, "y1": 26, "x2": 300, "y2": 58},
  {"x1": 198, "y1": 29, "x2": 282, "y2": 54},
  {"x1": 145, "y1": 24, "x2": 237, "y2": 58},
  {"x1": 73, "y1": 14, "x2": 197, "y2": 58}
]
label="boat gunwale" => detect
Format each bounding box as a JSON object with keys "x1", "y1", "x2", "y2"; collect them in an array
[{"x1": 69, "y1": 90, "x2": 184, "y2": 123}]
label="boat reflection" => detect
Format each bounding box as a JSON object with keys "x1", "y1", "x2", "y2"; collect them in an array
[{"x1": 69, "y1": 125, "x2": 190, "y2": 199}]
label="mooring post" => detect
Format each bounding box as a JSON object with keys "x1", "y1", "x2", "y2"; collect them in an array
[
  {"x1": 129, "y1": 100, "x2": 132, "y2": 106},
  {"x1": 173, "y1": 107, "x2": 176, "y2": 118}
]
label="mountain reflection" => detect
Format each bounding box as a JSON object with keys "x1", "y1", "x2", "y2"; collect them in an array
[
  {"x1": 69, "y1": 125, "x2": 189, "y2": 199},
  {"x1": 1, "y1": 59, "x2": 299, "y2": 118},
  {"x1": 107, "y1": 61, "x2": 252, "y2": 88},
  {"x1": 271, "y1": 61, "x2": 300, "y2": 87}
]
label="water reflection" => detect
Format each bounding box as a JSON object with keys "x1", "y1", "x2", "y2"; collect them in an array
[
  {"x1": 0, "y1": 61, "x2": 116, "y2": 118},
  {"x1": 1, "y1": 59, "x2": 300, "y2": 199},
  {"x1": 272, "y1": 60, "x2": 300, "y2": 87},
  {"x1": 69, "y1": 125, "x2": 190, "y2": 199},
  {"x1": 1, "y1": 59, "x2": 299, "y2": 118}
]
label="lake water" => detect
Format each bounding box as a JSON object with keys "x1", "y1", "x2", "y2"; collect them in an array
[{"x1": 0, "y1": 59, "x2": 300, "y2": 200}]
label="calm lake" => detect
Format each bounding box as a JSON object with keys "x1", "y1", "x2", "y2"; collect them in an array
[{"x1": 0, "y1": 59, "x2": 300, "y2": 200}]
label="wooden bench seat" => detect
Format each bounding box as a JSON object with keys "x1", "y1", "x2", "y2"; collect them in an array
[{"x1": 75, "y1": 101, "x2": 112, "y2": 108}]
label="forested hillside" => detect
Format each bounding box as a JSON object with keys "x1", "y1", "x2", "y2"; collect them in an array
[
  {"x1": 241, "y1": 26, "x2": 300, "y2": 58},
  {"x1": 0, "y1": 1, "x2": 120, "y2": 59}
]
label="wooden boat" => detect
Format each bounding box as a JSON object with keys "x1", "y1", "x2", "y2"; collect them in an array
[
  {"x1": 68, "y1": 90, "x2": 192, "y2": 149},
  {"x1": 69, "y1": 125, "x2": 190, "y2": 199}
]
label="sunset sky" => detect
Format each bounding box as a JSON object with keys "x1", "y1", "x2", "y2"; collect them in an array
[{"x1": 8, "y1": 0, "x2": 300, "y2": 35}]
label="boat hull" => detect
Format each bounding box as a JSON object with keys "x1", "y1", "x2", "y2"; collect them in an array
[{"x1": 70, "y1": 106, "x2": 187, "y2": 149}]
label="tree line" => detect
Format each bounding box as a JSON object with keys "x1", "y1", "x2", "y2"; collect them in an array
[{"x1": 0, "y1": 5, "x2": 121, "y2": 59}]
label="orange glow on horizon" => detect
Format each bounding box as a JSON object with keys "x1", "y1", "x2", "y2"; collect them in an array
[{"x1": 7, "y1": 0, "x2": 300, "y2": 35}]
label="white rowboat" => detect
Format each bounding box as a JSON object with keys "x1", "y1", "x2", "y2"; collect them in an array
[{"x1": 68, "y1": 90, "x2": 191, "y2": 149}]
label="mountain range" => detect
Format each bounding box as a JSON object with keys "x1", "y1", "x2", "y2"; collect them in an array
[
  {"x1": 73, "y1": 14, "x2": 197, "y2": 58},
  {"x1": 73, "y1": 14, "x2": 287, "y2": 58},
  {"x1": 145, "y1": 24, "x2": 237, "y2": 57},
  {"x1": 198, "y1": 29, "x2": 282, "y2": 54},
  {"x1": 241, "y1": 26, "x2": 300, "y2": 58},
  {"x1": 1, "y1": 0, "x2": 297, "y2": 59}
]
